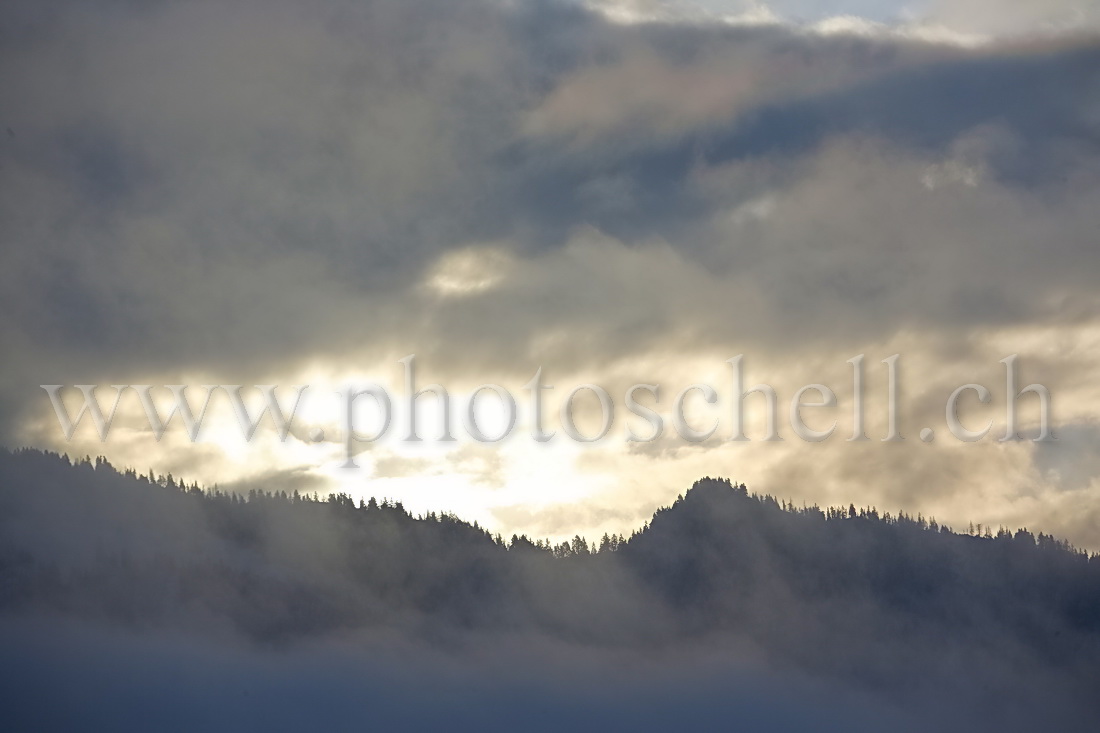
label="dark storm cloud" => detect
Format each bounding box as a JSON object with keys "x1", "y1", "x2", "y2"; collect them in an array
[
  {"x1": 3, "y1": 0, "x2": 1098, "y2": 383},
  {"x1": 508, "y1": 38, "x2": 1100, "y2": 216}
]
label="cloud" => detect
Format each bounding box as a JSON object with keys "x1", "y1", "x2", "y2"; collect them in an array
[
  {"x1": 3, "y1": 0, "x2": 1100, "y2": 546},
  {"x1": 0, "y1": 618, "x2": 934, "y2": 733}
]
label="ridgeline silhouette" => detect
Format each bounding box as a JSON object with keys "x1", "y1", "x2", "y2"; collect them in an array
[{"x1": 2, "y1": 447, "x2": 1100, "y2": 730}]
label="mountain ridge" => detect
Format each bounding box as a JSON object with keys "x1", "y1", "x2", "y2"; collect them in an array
[{"x1": 3, "y1": 447, "x2": 1100, "y2": 730}]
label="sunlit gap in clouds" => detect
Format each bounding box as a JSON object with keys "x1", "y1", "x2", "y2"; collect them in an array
[
  {"x1": 21, "y1": 324, "x2": 1083, "y2": 546},
  {"x1": 424, "y1": 245, "x2": 514, "y2": 298},
  {"x1": 588, "y1": 0, "x2": 1096, "y2": 42}
]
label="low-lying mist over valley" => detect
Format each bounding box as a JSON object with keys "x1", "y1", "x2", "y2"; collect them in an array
[{"x1": 2, "y1": 448, "x2": 1098, "y2": 731}]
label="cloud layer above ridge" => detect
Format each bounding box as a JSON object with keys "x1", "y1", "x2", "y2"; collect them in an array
[{"x1": 4, "y1": 0, "x2": 1100, "y2": 545}]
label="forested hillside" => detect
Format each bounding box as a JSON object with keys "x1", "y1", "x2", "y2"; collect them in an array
[{"x1": 2, "y1": 447, "x2": 1099, "y2": 731}]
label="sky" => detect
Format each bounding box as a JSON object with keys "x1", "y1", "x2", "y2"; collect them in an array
[{"x1": 4, "y1": 0, "x2": 1100, "y2": 547}]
